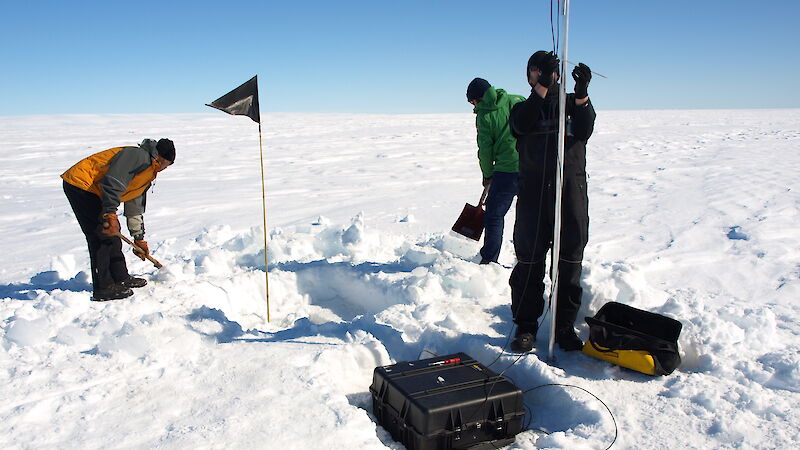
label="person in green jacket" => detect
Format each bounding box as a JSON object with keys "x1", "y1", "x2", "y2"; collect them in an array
[{"x1": 467, "y1": 78, "x2": 526, "y2": 264}]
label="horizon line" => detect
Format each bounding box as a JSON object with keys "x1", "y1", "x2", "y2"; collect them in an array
[{"x1": 1, "y1": 106, "x2": 799, "y2": 118}]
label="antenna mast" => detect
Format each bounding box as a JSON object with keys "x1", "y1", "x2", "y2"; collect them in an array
[{"x1": 548, "y1": 0, "x2": 571, "y2": 361}]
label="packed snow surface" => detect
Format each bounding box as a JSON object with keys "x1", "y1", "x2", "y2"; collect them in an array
[{"x1": 1, "y1": 110, "x2": 799, "y2": 449}]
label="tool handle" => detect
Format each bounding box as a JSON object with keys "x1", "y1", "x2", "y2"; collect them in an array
[
  {"x1": 478, "y1": 184, "x2": 490, "y2": 207},
  {"x1": 114, "y1": 232, "x2": 163, "y2": 269}
]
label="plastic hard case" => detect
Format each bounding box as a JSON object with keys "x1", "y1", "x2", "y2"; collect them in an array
[{"x1": 370, "y1": 353, "x2": 525, "y2": 450}]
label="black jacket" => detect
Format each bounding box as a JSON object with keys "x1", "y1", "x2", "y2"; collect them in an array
[
  {"x1": 510, "y1": 85, "x2": 595, "y2": 186},
  {"x1": 509, "y1": 86, "x2": 596, "y2": 263}
]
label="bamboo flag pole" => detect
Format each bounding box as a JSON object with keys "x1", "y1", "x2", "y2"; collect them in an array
[
  {"x1": 258, "y1": 121, "x2": 271, "y2": 322},
  {"x1": 206, "y1": 75, "x2": 270, "y2": 323}
]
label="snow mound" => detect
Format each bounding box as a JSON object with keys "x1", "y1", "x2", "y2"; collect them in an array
[{"x1": 4, "y1": 216, "x2": 798, "y2": 449}]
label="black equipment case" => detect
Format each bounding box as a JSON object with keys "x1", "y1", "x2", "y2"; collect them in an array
[
  {"x1": 583, "y1": 301, "x2": 683, "y2": 376},
  {"x1": 370, "y1": 352, "x2": 525, "y2": 450}
]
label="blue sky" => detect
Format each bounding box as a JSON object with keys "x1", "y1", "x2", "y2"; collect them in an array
[{"x1": 1, "y1": 0, "x2": 798, "y2": 115}]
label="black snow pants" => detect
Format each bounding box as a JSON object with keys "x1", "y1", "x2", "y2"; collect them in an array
[
  {"x1": 63, "y1": 181, "x2": 129, "y2": 291},
  {"x1": 510, "y1": 171, "x2": 589, "y2": 331}
]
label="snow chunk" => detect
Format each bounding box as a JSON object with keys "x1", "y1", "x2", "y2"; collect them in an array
[
  {"x1": 436, "y1": 234, "x2": 479, "y2": 259},
  {"x1": 5, "y1": 317, "x2": 50, "y2": 346},
  {"x1": 757, "y1": 350, "x2": 800, "y2": 393},
  {"x1": 53, "y1": 324, "x2": 94, "y2": 348},
  {"x1": 402, "y1": 245, "x2": 438, "y2": 266},
  {"x1": 342, "y1": 212, "x2": 365, "y2": 246},
  {"x1": 96, "y1": 324, "x2": 152, "y2": 359}
]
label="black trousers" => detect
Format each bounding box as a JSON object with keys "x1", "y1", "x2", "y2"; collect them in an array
[
  {"x1": 63, "y1": 181, "x2": 129, "y2": 291},
  {"x1": 510, "y1": 173, "x2": 589, "y2": 330}
]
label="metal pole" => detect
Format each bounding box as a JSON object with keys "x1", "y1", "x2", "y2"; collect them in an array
[
  {"x1": 258, "y1": 121, "x2": 271, "y2": 322},
  {"x1": 548, "y1": 0, "x2": 570, "y2": 361}
]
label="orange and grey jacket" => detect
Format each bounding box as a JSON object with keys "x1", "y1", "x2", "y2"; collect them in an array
[{"x1": 61, "y1": 139, "x2": 160, "y2": 238}]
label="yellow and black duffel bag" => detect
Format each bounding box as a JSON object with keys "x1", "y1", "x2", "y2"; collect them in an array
[{"x1": 582, "y1": 302, "x2": 682, "y2": 376}]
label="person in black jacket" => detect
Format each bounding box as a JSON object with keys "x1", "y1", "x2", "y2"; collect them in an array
[{"x1": 507, "y1": 51, "x2": 596, "y2": 353}]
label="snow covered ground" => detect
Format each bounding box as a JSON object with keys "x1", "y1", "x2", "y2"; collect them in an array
[{"x1": 1, "y1": 109, "x2": 799, "y2": 449}]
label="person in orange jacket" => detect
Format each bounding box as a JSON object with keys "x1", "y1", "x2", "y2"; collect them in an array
[{"x1": 61, "y1": 138, "x2": 175, "y2": 301}]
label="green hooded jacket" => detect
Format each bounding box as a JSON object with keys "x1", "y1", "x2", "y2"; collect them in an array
[{"x1": 474, "y1": 86, "x2": 526, "y2": 178}]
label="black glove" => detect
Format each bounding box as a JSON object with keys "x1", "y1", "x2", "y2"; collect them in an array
[
  {"x1": 537, "y1": 52, "x2": 560, "y2": 88},
  {"x1": 572, "y1": 63, "x2": 592, "y2": 98},
  {"x1": 482, "y1": 177, "x2": 492, "y2": 188}
]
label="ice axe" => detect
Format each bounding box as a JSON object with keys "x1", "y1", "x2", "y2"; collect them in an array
[
  {"x1": 451, "y1": 184, "x2": 490, "y2": 241},
  {"x1": 114, "y1": 232, "x2": 163, "y2": 269}
]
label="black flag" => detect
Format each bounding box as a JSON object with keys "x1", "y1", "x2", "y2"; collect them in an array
[{"x1": 206, "y1": 75, "x2": 260, "y2": 123}]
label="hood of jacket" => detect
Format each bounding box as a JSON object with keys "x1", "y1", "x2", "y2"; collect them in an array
[
  {"x1": 139, "y1": 139, "x2": 159, "y2": 159},
  {"x1": 474, "y1": 86, "x2": 515, "y2": 114}
]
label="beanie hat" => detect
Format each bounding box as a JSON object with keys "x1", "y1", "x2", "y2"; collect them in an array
[
  {"x1": 156, "y1": 138, "x2": 175, "y2": 163},
  {"x1": 466, "y1": 78, "x2": 491, "y2": 102}
]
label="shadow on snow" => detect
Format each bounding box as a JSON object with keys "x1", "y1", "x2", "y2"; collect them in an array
[{"x1": 0, "y1": 270, "x2": 91, "y2": 301}]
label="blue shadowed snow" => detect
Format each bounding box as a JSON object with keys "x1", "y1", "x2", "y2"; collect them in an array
[{"x1": 726, "y1": 226, "x2": 750, "y2": 241}]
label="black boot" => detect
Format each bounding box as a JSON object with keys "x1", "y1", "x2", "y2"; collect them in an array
[
  {"x1": 510, "y1": 323, "x2": 538, "y2": 353},
  {"x1": 92, "y1": 284, "x2": 134, "y2": 301},
  {"x1": 119, "y1": 276, "x2": 147, "y2": 288},
  {"x1": 553, "y1": 262, "x2": 583, "y2": 351},
  {"x1": 555, "y1": 326, "x2": 583, "y2": 351}
]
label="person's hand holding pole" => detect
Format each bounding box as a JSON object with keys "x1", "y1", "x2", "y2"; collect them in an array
[
  {"x1": 132, "y1": 240, "x2": 149, "y2": 261},
  {"x1": 114, "y1": 232, "x2": 163, "y2": 269},
  {"x1": 100, "y1": 213, "x2": 120, "y2": 237},
  {"x1": 536, "y1": 52, "x2": 559, "y2": 88}
]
